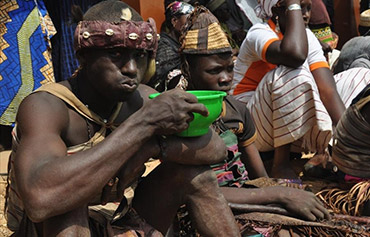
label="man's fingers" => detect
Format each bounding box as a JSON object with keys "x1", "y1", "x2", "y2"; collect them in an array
[
  {"x1": 315, "y1": 201, "x2": 331, "y2": 220},
  {"x1": 188, "y1": 103, "x2": 209, "y2": 117},
  {"x1": 305, "y1": 212, "x2": 317, "y2": 222},
  {"x1": 311, "y1": 208, "x2": 325, "y2": 221},
  {"x1": 182, "y1": 91, "x2": 199, "y2": 103},
  {"x1": 186, "y1": 112, "x2": 195, "y2": 122}
]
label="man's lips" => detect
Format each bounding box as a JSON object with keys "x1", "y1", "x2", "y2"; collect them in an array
[{"x1": 120, "y1": 80, "x2": 137, "y2": 91}]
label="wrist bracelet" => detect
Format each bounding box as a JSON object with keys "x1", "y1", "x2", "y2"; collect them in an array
[
  {"x1": 286, "y1": 3, "x2": 301, "y2": 12},
  {"x1": 157, "y1": 135, "x2": 167, "y2": 159}
]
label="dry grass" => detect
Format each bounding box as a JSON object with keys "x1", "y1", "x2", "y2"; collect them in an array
[{"x1": 0, "y1": 177, "x2": 13, "y2": 237}]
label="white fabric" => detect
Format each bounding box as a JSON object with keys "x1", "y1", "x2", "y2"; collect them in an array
[
  {"x1": 231, "y1": 22, "x2": 327, "y2": 96},
  {"x1": 231, "y1": 22, "x2": 370, "y2": 154},
  {"x1": 231, "y1": 22, "x2": 278, "y2": 95},
  {"x1": 235, "y1": 67, "x2": 370, "y2": 153},
  {"x1": 235, "y1": 0, "x2": 263, "y2": 25},
  {"x1": 335, "y1": 67, "x2": 370, "y2": 108},
  {"x1": 254, "y1": 0, "x2": 279, "y2": 18},
  {"x1": 239, "y1": 64, "x2": 332, "y2": 153}
]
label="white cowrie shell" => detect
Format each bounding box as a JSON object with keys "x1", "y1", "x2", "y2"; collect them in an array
[
  {"x1": 105, "y1": 29, "x2": 114, "y2": 36},
  {"x1": 128, "y1": 32, "x2": 139, "y2": 40},
  {"x1": 145, "y1": 33, "x2": 153, "y2": 40},
  {"x1": 82, "y1": 31, "x2": 90, "y2": 39}
]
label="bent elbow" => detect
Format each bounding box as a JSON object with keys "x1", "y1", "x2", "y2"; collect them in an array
[
  {"x1": 23, "y1": 194, "x2": 52, "y2": 223},
  {"x1": 286, "y1": 52, "x2": 306, "y2": 68}
]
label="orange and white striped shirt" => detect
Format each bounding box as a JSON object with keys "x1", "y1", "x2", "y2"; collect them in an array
[{"x1": 231, "y1": 20, "x2": 329, "y2": 96}]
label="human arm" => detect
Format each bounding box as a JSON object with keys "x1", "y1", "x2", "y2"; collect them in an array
[
  {"x1": 311, "y1": 67, "x2": 345, "y2": 125},
  {"x1": 232, "y1": 97, "x2": 267, "y2": 179},
  {"x1": 138, "y1": 85, "x2": 228, "y2": 165},
  {"x1": 221, "y1": 186, "x2": 330, "y2": 221},
  {"x1": 319, "y1": 40, "x2": 332, "y2": 61},
  {"x1": 14, "y1": 87, "x2": 209, "y2": 222},
  {"x1": 265, "y1": 0, "x2": 308, "y2": 68},
  {"x1": 240, "y1": 143, "x2": 268, "y2": 179},
  {"x1": 159, "y1": 128, "x2": 227, "y2": 165}
]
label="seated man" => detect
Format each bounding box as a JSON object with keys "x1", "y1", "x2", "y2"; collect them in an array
[{"x1": 4, "y1": 1, "x2": 240, "y2": 236}]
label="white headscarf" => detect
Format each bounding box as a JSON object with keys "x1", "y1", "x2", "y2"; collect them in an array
[{"x1": 254, "y1": 0, "x2": 279, "y2": 19}]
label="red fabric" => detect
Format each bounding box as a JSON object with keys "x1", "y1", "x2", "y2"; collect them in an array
[{"x1": 309, "y1": 0, "x2": 331, "y2": 25}]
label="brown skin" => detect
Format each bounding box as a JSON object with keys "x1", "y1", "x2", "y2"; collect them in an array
[
  {"x1": 266, "y1": 0, "x2": 345, "y2": 178},
  {"x1": 168, "y1": 14, "x2": 189, "y2": 41},
  {"x1": 185, "y1": 53, "x2": 330, "y2": 221},
  {"x1": 187, "y1": 53, "x2": 267, "y2": 178},
  {"x1": 13, "y1": 45, "x2": 240, "y2": 236}
]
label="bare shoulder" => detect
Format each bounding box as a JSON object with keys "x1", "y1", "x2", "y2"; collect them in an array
[{"x1": 16, "y1": 90, "x2": 69, "y2": 139}]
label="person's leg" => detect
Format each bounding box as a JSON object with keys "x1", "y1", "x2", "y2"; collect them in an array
[
  {"x1": 270, "y1": 143, "x2": 298, "y2": 178},
  {"x1": 132, "y1": 161, "x2": 240, "y2": 236},
  {"x1": 247, "y1": 65, "x2": 334, "y2": 179},
  {"x1": 43, "y1": 205, "x2": 91, "y2": 236}
]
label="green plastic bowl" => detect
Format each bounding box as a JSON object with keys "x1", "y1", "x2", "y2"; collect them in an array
[{"x1": 149, "y1": 90, "x2": 227, "y2": 137}]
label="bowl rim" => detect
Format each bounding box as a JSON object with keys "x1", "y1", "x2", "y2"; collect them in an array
[{"x1": 149, "y1": 90, "x2": 227, "y2": 100}]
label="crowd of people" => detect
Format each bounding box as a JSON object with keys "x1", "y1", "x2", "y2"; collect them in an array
[{"x1": 3, "y1": 0, "x2": 370, "y2": 236}]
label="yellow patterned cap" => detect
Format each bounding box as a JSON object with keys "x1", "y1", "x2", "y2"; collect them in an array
[{"x1": 180, "y1": 6, "x2": 231, "y2": 54}]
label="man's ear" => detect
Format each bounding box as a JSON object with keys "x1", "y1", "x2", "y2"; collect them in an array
[{"x1": 170, "y1": 17, "x2": 178, "y2": 28}]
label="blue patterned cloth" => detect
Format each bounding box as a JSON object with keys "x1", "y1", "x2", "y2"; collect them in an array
[
  {"x1": 0, "y1": 0, "x2": 56, "y2": 126},
  {"x1": 44, "y1": 0, "x2": 103, "y2": 82}
]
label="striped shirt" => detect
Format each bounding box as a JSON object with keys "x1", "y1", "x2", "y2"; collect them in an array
[{"x1": 231, "y1": 20, "x2": 329, "y2": 97}]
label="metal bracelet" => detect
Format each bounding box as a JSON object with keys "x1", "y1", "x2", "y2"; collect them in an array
[{"x1": 286, "y1": 3, "x2": 301, "y2": 12}]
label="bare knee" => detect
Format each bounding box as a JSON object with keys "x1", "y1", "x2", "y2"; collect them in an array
[{"x1": 167, "y1": 163, "x2": 219, "y2": 196}]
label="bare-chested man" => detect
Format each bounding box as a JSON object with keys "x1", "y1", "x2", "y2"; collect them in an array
[{"x1": 5, "y1": 1, "x2": 240, "y2": 236}]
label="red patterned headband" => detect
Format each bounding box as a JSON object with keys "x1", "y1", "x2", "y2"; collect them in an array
[{"x1": 74, "y1": 18, "x2": 159, "y2": 58}]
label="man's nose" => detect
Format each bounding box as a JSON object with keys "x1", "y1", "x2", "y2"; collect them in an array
[
  {"x1": 121, "y1": 58, "x2": 137, "y2": 78},
  {"x1": 220, "y1": 72, "x2": 232, "y2": 83},
  {"x1": 302, "y1": 9, "x2": 310, "y2": 20}
]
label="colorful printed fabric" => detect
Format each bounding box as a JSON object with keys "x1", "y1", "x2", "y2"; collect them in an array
[
  {"x1": 210, "y1": 96, "x2": 257, "y2": 187},
  {"x1": 310, "y1": 26, "x2": 334, "y2": 44},
  {"x1": 210, "y1": 129, "x2": 249, "y2": 187},
  {"x1": 0, "y1": 0, "x2": 56, "y2": 126},
  {"x1": 165, "y1": 1, "x2": 194, "y2": 18}
]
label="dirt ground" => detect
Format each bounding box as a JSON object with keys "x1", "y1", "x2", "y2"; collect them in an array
[{"x1": 0, "y1": 177, "x2": 13, "y2": 237}]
